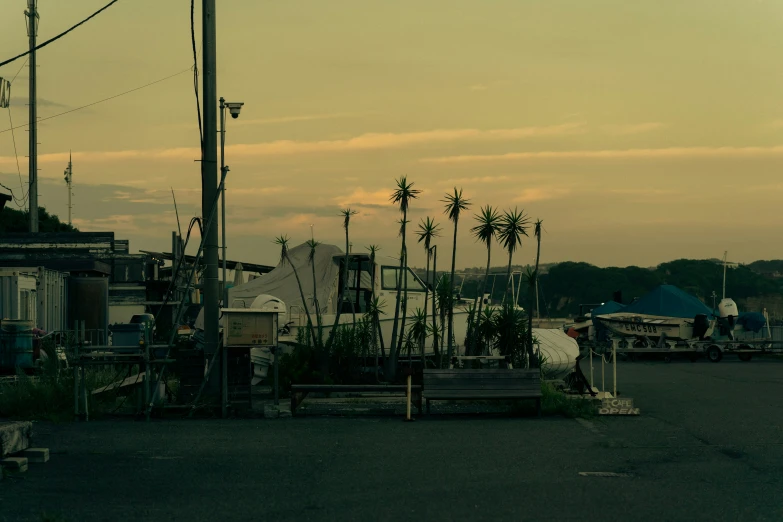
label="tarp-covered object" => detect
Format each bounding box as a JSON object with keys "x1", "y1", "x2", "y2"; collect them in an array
[
  {"x1": 737, "y1": 312, "x2": 766, "y2": 333},
  {"x1": 591, "y1": 301, "x2": 625, "y2": 317},
  {"x1": 228, "y1": 242, "x2": 343, "y2": 314},
  {"x1": 622, "y1": 285, "x2": 712, "y2": 319}
]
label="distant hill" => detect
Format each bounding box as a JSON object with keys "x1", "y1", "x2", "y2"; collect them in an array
[
  {"x1": 418, "y1": 258, "x2": 783, "y2": 319},
  {"x1": 0, "y1": 206, "x2": 78, "y2": 233}
]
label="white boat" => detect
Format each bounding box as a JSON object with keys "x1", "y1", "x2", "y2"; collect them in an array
[
  {"x1": 593, "y1": 285, "x2": 716, "y2": 342},
  {"x1": 593, "y1": 313, "x2": 713, "y2": 341},
  {"x1": 225, "y1": 242, "x2": 579, "y2": 377}
]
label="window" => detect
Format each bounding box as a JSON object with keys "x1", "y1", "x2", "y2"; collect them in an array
[{"x1": 381, "y1": 267, "x2": 426, "y2": 291}]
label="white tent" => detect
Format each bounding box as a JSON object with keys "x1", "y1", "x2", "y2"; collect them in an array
[{"x1": 228, "y1": 242, "x2": 343, "y2": 314}]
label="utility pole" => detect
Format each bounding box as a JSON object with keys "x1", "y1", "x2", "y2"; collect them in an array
[
  {"x1": 63, "y1": 151, "x2": 72, "y2": 225},
  {"x1": 25, "y1": 0, "x2": 39, "y2": 233},
  {"x1": 201, "y1": 0, "x2": 220, "y2": 396}
]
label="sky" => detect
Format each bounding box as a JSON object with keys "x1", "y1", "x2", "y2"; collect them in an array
[{"x1": 1, "y1": 0, "x2": 783, "y2": 271}]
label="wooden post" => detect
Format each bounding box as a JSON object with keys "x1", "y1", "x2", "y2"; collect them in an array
[
  {"x1": 405, "y1": 373, "x2": 412, "y2": 421},
  {"x1": 612, "y1": 341, "x2": 617, "y2": 398},
  {"x1": 80, "y1": 365, "x2": 88, "y2": 421},
  {"x1": 144, "y1": 340, "x2": 150, "y2": 420},
  {"x1": 73, "y1": 340, "x2": 80, "y2": 419}
]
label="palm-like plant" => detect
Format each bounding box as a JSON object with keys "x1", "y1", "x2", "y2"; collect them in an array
[
  {"x1": 325, "y1": 209, "x2": 358, "y2": 351},
  {"x1": 442, "y1": 187, "x2": 471, "y2": 363},
  {"x1": 366, "y1": 244, "x2": 385, "y2": 365},
  {"x1": 468, "y1": 205, "x2": 501, "y2": 355},
  {"x1": 395, "y1": 217, "x2": 411, "y2": 362},
  {"x1": 416, "y1": 217, "x2": 441, "y2": 361},
  {"x1": 526, "y1": 219, "x2": 544, "y2": 368},
  {"x1": 274, "y1": 235, "x2": 317, "y2": 347},
  {"x1": 388, "y1": 177, "x2": 421, "y2": 380},
  {"x1": 306, "y1": 238, "x2": 323, "y2": 345},
  {"x1": 497, "y1": 207, "x2": 530, "y2": 305}
]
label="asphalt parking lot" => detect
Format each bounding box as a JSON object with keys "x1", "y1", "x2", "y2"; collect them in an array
[{"x1": 1, "y1": 358, "x2": 782, "y2": 522}]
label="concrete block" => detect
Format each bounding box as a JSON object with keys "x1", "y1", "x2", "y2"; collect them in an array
[
  {"x1": 263, "y1": 405, "x2": 280, "y2": 419},
  {"x1": 22, "y1": 448, "x2": 49, "y2": 463},
  {"x1": 279, "y1": 409, "x2": 292, "y2": 418},
  {"x1": 1, "y1": 457, "x2": 28, "y2": 473},
  {"x1": 0, "y1": 422, "x2": 32, "y2": 458}
]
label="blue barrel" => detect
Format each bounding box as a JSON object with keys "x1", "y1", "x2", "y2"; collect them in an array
[{"x1": 0, "y1": 320, "x2": 35, "y2": 370}]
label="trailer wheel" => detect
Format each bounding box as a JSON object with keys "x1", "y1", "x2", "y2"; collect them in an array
[
  {"x1": 738, "y1": 352, "x2": 752, "y2": 362},
  {"x1": 707, "y1": 345, "x2": 723, "y2": 363}
]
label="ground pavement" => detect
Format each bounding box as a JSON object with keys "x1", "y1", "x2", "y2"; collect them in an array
[{"x1": 1, "y1": 358, "x2": 781, "y2": 521}]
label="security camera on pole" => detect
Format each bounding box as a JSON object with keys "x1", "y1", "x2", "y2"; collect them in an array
[
  {"x1": 219, "y1": 96, "x2": 243, "y2": 418},
  {"x1": 63, "y1": 151, "x2": 73, "y2": 226}
]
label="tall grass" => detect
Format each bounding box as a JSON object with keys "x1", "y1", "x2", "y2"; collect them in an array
[{"x1": 0, "y1": 359, "x2": 132, "y2": 421}]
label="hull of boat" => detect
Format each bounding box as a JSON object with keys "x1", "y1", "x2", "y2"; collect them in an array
[{"x1": 594, "y1": 313, "x2": 713, "y2": 341}]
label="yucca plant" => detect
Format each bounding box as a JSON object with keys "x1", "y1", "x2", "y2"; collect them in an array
[
  {"x1": 274, "y1": 235, "x2": 317, "y2": 347},
  {"x1": 387, "y1": 177, "x2": 421, "y2": 381},
  {"x1": 442, "y1": 187, "x2": 471, "y2": 363},
  {"x1": 526, "y1": 219, "x2": 544, "y2": 368},
  {"x1": 497, "y1": 207, "x2": 530, "y2": 305},
  {"x1": 434, "y1": 274, "x2": 452, "y2": 367},
  {"x1": 325, "y1": 209, "x2": 358, "y2": 353},
  {"x1": 493, "y1": 302, "x2": 528, "y2": 368},
  {"x1": 468, "y1": 205, "x2": 501, "y2": 356},
  {"x1": 416, "y1": 217, "x2": 441, "y2": 362},
  {"x1": 408, "y1": 308, "x2": 429, "y2": 365},
  {"x1": 306, "y1": 238, "x2": 323, "y2": 346}
]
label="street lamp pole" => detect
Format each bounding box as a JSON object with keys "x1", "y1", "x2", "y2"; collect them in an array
[{"x1": 220, "y1": 97, "x2": 227, "y2": 309}]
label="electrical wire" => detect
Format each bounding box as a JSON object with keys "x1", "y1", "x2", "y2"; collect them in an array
[
  {"x1": 191, "y1": 0, "x2": 203, "y2": 157},
  {"x1": 0, "y1": 68, "x2": 191, "y2": 135},
  {"x1": 6, "y1": 110, "x2": 27, "y2": 208},
  {"x1": 2, "y1": 57, "x2": 31, "y2": 207},
  {"x1": 0, "y1": 0, "x2": 122, "y2": 69}
]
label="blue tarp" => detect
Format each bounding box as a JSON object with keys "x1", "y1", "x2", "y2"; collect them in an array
[
  {"x1": 622, "y1": 285, "x2": 713, "y2": 319},
  {"x1": 737, "y1": 312, "x2": 766, "y2": 333},
  {"x1": 591, "y1": 301, "x2": 625, "y2": 317}
]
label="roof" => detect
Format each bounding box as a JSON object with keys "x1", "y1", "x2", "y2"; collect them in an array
[{"x1": 141, "y1": 251, "x2": 274, "y2": 274}]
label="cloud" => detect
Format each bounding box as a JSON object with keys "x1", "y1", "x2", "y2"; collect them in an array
[
  {"x1": 601, "y1": 122, "x2": 666, "y2": 135},
  {"x1": 335, "y1": 188, "x2": 391, "y2": 208},
  {"x1": 230, "y1": 112, "x2": 369, "y2": 126},
  {"x1": 0, "y1": 124, "x2": 586, "y2": 166},
  {"x1": 514, "y1": 187, "x2": 572, "y2": 203},
  {"x1": 421, "y1": 144, "x2": 783, "y2": 164},
  {"x1": 439, "y1": 175, "x2": 512, "y2": 186}
]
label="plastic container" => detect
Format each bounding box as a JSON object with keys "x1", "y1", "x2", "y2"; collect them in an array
[{"x1": 0, "y1": 320, "x2": 35, "y2": 370}]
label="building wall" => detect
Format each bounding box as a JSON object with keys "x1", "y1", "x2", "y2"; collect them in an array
[{"x1": 109, "y1": 304, "x2": 145, "y2": 325}]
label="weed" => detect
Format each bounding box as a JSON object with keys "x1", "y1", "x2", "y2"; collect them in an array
[
  {"x1": 539, "y1": 381, "x2": 596, "y2": 419},
  {"x1": 0, "y1": 363, "x2": 131, "y2": 421}
]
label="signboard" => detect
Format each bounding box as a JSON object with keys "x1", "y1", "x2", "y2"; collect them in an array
[
  {"x1": 223, "y1": 311, "x2": 277, "y2": 346},
  {"x1": 599, "y1": 397, "x2": 640, "y2": 415}
]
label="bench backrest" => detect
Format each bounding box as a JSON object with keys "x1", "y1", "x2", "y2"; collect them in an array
[{"x1": 422, "y1": 369, "x2": 541, "y2": 398}]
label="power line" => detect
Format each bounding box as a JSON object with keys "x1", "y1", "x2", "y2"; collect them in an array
[
  {"x1": 191, "y1": 0, "x2": 203, "y2": 156},
  {"x1": 0, "y1": 67, "x2": 192, "y2": 135},
  {"x1": 0, "y1": 0, "x2": 122, "y2": 69},
  {"x1": 4, "y1": 57, "x2": 31, "y2": 206},
  {"x1": 6, "y1": 110, "x2": 27, "y2": 208}
]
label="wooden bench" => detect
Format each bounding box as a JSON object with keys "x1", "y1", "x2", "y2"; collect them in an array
[
  {"x1": 290, "y1": 384, "x2": 422, "y2": 415},
  {"x1": 422, "y1": 369, "x2": 542, "y2": 416}
]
